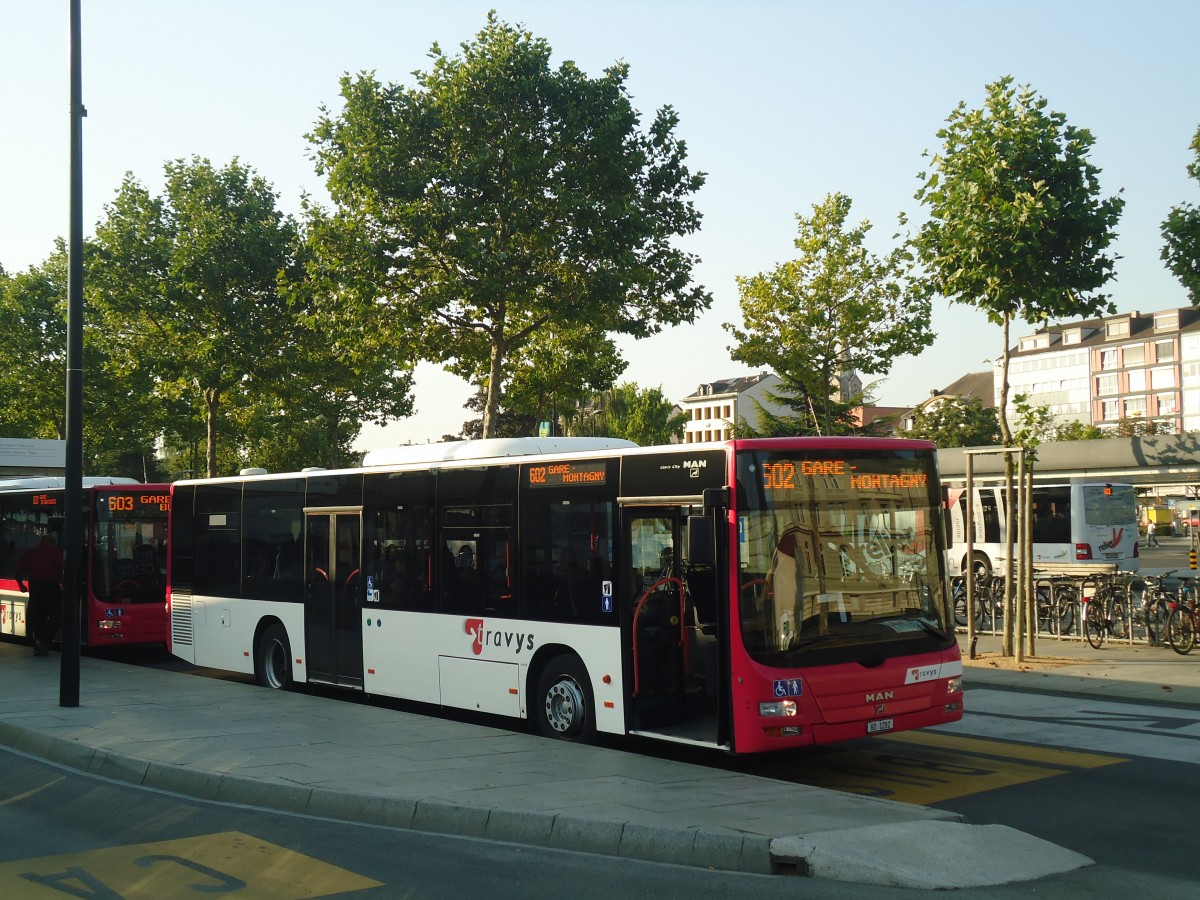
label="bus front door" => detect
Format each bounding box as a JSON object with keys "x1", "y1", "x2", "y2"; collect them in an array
[
  {"x1": 304, "y1": 510, "x2": 364, "y2": 688},
  {"x1": 625, "y1": 506, "x2": 723, "y2": 748}
]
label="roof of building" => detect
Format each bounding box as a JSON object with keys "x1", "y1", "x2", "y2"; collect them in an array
[
  {"x1": 683, "y1": 371, "x2": 776, "y2": 400},
  {"x1": 937, "y1": 371, "x2": 996, "y2": 405},
  {"x1": 1008, "y1": 306, "x2": 1200, "y2": 357}
]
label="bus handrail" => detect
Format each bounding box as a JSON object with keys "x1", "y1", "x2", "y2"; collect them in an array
[{"x1": 631, "y1": 577, "x2": 687, "y2": 698}]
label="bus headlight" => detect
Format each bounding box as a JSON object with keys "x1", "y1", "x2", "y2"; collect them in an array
[
  {"x1": 946, "y1": 676, "x2": 963, "y2": 694},
  {"x1": 97, "y1": 619, "x2": 122, "y2": 630},
  {"x1": 759, "y1": 700, "x2": 798, "y2": 717}
]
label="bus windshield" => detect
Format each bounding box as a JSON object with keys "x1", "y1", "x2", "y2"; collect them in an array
[
  {"x1": 92, "y1": 490, "x2": 169, "y2": 604},
  {"x1": 735, "y1": 448, "x2": 950, "y2": 665}
]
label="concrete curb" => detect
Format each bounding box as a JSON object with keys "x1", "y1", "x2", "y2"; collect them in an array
[
  {"x1": 772, "y1": 821, "x2": 1094, "y2": 888},
  {"x1": 0, "y1": 719, "x2": 778, "y2": 874}
]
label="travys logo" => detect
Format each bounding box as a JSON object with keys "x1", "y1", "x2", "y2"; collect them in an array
[
  {"x1": 464, "y1": 618, "x2": 535, "y2": 656},
  {"x1": 1099, "y1": 527, "x2": 1124, "y2": 552}
]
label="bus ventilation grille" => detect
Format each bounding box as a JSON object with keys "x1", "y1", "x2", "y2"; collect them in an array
[{"x1": 170, "y1": 591, "x2": 193, "y2": 646}]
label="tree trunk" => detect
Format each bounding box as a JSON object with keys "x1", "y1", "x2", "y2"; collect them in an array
[
  {"x1": 204, "y1": 386, "x2": 220, "y2": 478},
  {"x1": 997, "y1": 315, "x2": 1013, "y2": 446},
  {"x1": 481, "y1": 334, "x2": 506, "y2": 440}
]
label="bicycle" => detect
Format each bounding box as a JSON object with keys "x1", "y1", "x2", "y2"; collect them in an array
[
  {"x1": 1132, "y1": 571, "x2": 1181, "y2": 646},
  {"x1": 1083, "y1": 573, "x2": 1130, "y2": 649},
  {"x1": 1165, "y1": 577, "x2": 1197, "y2": 655},
  {"x1": 1035, "y1": 577, "x2": 1077, "y2": 637}
]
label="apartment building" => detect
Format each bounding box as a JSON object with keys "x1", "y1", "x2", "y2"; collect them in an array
[
  {"x1": 679, "y1": 372, "x2": 787, "y2": 443},
  {"x1": 1004, "y1": 306, "x2": 1200, "y2": 433}
]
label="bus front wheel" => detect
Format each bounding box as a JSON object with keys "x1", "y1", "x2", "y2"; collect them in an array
[
  {"x1": 535, "y1": 654, "x2": 596, "y2": 743},
  {"x1": 255, "y1": 623, "x2": 293, "y2": 690}
]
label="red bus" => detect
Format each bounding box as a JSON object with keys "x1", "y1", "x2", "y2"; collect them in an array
[
  {"x1": 0, "y1": 477, "x2": 171, "y2": 648},
  {"x1": 168, "y1": 437, "x2": 962, "y2": 753}
]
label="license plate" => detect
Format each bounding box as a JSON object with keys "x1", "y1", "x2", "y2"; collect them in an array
[{"x1": 867, "y1": 717, "x2": 894, "y2": 734}]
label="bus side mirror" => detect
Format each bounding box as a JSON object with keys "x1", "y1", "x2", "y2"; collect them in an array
[{"x1": 684, "y1": 515, "x2": 713, "y2": 567}]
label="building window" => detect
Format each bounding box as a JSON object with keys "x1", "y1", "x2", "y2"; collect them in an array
[
  {"x1": 1127, "y1": 369, "x2": 1146, "y2": 392},
  {"x1": 1157, "y1": 393, "x2": 1178, "y2": 415},
  {"x1": 1106, "y1": 320, "x2": 1129, "y2": 339},
  {"x1": 1156, "y1": 340, "x2": 1176, "y2": 362},
  {"x1": 1096, "y1": 374, "x2": 1118, "y2": 395},
  {"x1": 1125, "y1": 397, "x2": 1147, "y2": 417},
  {"x1": 1101, "y1": 399, "x2": 1119, "y2": 420},
  {"x1": 1155, "y1": 312, "x2": 1179, "y2": 331},
  {"x1": 1123, "y1": 344, "x2": 1145, "y2": 366},
  {"x1": 1099, "y1": 349, "x2": 1118, "y2": 370},
  {"x1": 1152, "y1": 367, "x2": 1177, "y2": 389}
]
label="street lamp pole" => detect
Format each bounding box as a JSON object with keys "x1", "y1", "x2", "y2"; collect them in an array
[{"x1": 60, "y1": 0, "x2": 85, "y2": 707}]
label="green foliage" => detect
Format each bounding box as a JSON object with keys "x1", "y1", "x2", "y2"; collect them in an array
[
  {"x1": 1115, "y1": 417, "x2": 1160, "y2": 437},
  {"x1": 307, "y1": 13, "x2": 710, "y2": 438},
  {"x1": 561, "y1": 383, "x2": 687, "y2": 446},
  {"x1": 905, "y1": 396, "x2": 1001, "y2": 447},
  {"x1": 1161, "y1": 125, "x2": 1200, "y2": 304},
  {"x1": 726, "y1": 193, "x2": 929, "y2": 435},
  {"x1": 602, "y1": 383, "x2": 688, "y2": 446},
  {"x1": 0, "y1": 254, "x2": 66, "y2": 439},
  {"x1": 89, "y1": 157, "x2": 300, "y2": 477},
  {"x1": 500, "y1": 324, "x2": 627, "y2": 431},
  {"x1": 1011, "y1": 392, "x2": 1056, "y2": 452},
  {"x1": 1053, "y1": 420, "x2": 1105, "y2": 441},
  {"x1": 0, "y1": 247, "x2": 163, "y2": 476},
  {"x1": 912, "y1": 77, "x2": 1124, "y2": 445}
]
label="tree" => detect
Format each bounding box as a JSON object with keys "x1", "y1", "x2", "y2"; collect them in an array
[
  {"x1": 89, "y1": 157, "x2": 299, "y2": 477},
  {"x1": 912, "y1": 77, "x2": 1124, "y2": 446},
  {"x1": 603, "y1": 383, "x2": 688, "y2": 446},
  {"x1": 1161, "y1": 125, "x2": 1200, "y2": 304},
  {"x1": 726, "y1": 193, "x2": 930, "y2": 435},
  {"x1": 0, "y1": 255, "x2": 66, "y2": 439},
  {"x1": 307, "y1": 13, "x2": 711, "y2": 438},
  {"x1": 906, "y1": 396, "x2": 1001, "y2": 447},
  {"x1": 562, "y1": 383, "x2": 687, "y2": 445},
  {"x1": 0, "y1": 247, "x2": 163, "y2": 478},
  {"x1": 500, "y1": 323, "x2": 627, "y2": 434}
]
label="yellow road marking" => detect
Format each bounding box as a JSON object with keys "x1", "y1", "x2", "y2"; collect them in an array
[
  {"x1": 0, "y1": 776, "x2": 67, "y2": 807},
  {"x1": 790, "y1": 733, "x2": 1125, "y2": 805},
  {"x1": 0, "y1": 831, "x2": 382, "y2": 899},
  {"x1": 884, "y1": 729, "x2": 1127, "y2": 769}
]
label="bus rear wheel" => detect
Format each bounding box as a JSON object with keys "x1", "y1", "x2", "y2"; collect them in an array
[
  {"x1": 255, "y1": 623, "x2": 293, "y2": 690},
  {"x1": 535, "y1": 654, "x2": 596, "y2": 743}
]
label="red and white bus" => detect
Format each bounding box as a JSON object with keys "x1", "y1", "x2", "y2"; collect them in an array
[
  {"x1": 168, "y1": 437, "x2": 962, "y2": 753},
  {"x1": 0, "y1": 477, "x2": 171, "y2": 647},
  {"x1": 944, "y1": 481, "x2": 1140, "y2": 577}
]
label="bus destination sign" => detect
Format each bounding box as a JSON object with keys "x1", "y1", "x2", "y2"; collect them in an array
[
  {"x1": 762, "y1": 460, "x2": 927, "y2": 492},
  {"x1": 527, "y1": 461, "x2": 607, "y2": 489},
  {"x1": 104, "y1": 492, "x2": 172, "y2": 513}
]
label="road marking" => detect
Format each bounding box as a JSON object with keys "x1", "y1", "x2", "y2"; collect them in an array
[
  {"x1": 886, "y1": 729, "x2": 1125, "y2": 769},
  {"x1": 0, "y1": 831, "x2": 382, "y2": 898},
  {"x1": 789, "y1": 732, "x2": 1125, "y2": 805}
]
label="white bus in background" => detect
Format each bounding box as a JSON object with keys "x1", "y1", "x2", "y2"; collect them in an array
[{"x1": 945, "y1": 482, "x2": 1140, "y2": 577}]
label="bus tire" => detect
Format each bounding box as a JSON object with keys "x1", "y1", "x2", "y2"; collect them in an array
[
  {"x1": 255, "y1": 622, "x2": 293, "y2": 690},
  {"x1": 535, "y1": 654, "x2": 596, "y2": 743},
  {"x1": 968, "y1": 553, "x2": 991, "y2": 580}
]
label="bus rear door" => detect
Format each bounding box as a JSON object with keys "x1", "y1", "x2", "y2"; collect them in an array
[{"x1": 304, "y1": 509, "x2": 364, "y2": 688}]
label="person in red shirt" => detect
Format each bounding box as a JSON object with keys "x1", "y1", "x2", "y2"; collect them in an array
[{"x1": 16, "y1": 532, "x2": 64, "y2": 656}]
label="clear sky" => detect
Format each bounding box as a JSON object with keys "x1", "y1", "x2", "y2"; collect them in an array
[{"x1": 3, "y1": 1, "x2": 1197, "y2": 450}]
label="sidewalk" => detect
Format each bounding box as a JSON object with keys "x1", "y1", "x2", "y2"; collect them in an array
[
  {"x1": 958, "y1": 630, "x2": 1200, "y2": 707},
  {"x1": 2, "y1": 637, "x2": 1182, "y2": 888}
]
